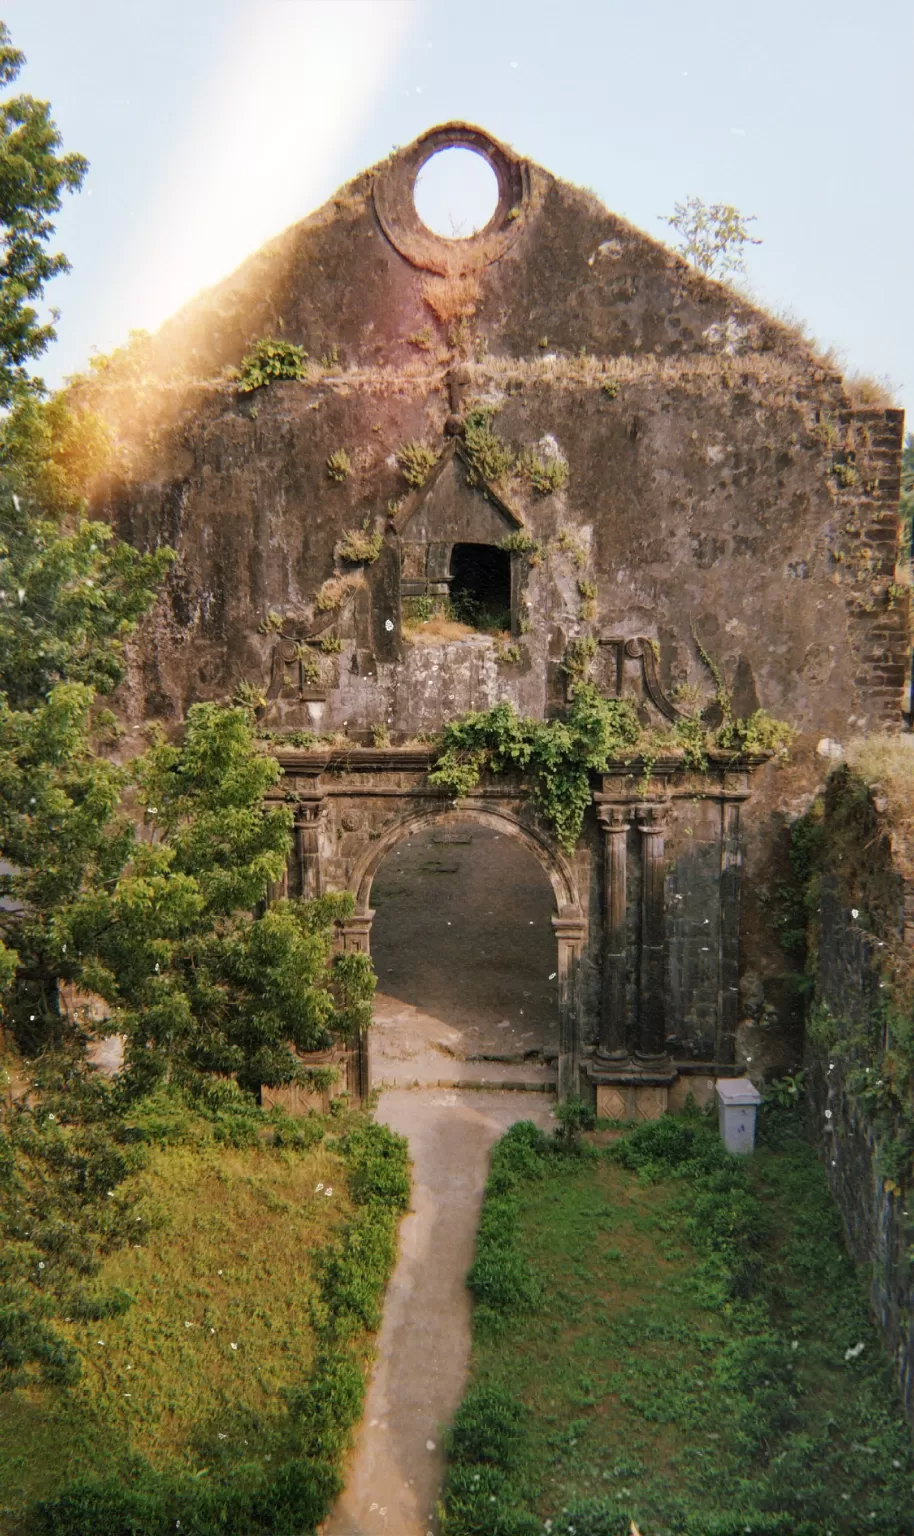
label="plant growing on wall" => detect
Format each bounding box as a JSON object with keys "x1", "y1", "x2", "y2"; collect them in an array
[
  {"x1": 336, "y1": 519, "x2": 383, "y2": 564},
  {"x1": 518, "y1": 448, "x2": 568, "y2": 495},
  {"x1": 430, "y1": 683, "x2": 643, "y2": 851},
  {"x1": 314, "y1": 572, "x2": 363, "y2": 612},
  {"x1": 326, "y1": 449, "x2": 352, "y2": 482},
  {"x1": 463, "y1": 409, "x2": 516, "y2": 484},
  {"x1": 397, "y1": 440, "x2": 438, "y2": 487},
  {"x1": 661, "y1": 196, "x2": 761, "y2": 279},
  {"x1": 236, "y1": 337, "x2": 308, "y2": 392},
  {"x1": 430, "y1": 677, "x2": 793, "y2": 852},
  {"x1": 498, "y1": 530, "x2": 542, "y2": 563}
]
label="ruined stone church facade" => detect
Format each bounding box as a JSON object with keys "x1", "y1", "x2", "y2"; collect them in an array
[{"x1": 99, "y1": 124, "x2": 907, "y2": 1110}]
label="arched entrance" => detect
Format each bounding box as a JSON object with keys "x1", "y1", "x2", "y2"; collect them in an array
[
  {"x1": 371, "y1": 818, "x2": 555, "y2": 1077},
  {"x1": 341, "y1": 805, "x2": 586, "y2": 1098}
]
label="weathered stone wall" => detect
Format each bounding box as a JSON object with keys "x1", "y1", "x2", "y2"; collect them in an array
[
  {"x1": 809, "y1": 769, "x2": 914, "y2": 1422},
  {"x1": 87, "y1": 123, "x2": 908, "y2": 1077},
  {"x1": 103, "y1": 368, "x2": 905, "y2": 742}
]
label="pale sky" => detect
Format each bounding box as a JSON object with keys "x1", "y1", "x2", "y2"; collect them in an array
[{"x1": 5, "y1": 0, "x2": 913, "y2": 426}]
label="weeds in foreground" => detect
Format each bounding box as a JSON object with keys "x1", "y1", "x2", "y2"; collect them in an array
[
  {"x1": 1, "y1": 1082, "x2": 409, "y2": 1536},
  {"x1": 440, "y1": 1108, "x2": 914, "y2": 1535}
]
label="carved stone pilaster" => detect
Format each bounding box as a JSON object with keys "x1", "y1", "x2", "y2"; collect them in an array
[
  {"x1": 338, "y1": 911, "x2": 375, "y2": 1102},
  {"x1": 596, "y1": 805, "x2": 630, "y2": 1062},
  {"x1": 717, "y1": 784, "x2": 748, "y2": 1063},
  {"x1": 293, "y1": 795, "x2": 326, "y2": 901},
  {"x1": 552, "y1": 906, "x2": 587, "y2": 1099},
  {"x1": 636, "y1": 804, "x2": 671, "y2": 1061}
]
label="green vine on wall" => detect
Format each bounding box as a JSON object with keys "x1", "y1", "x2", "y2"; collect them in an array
[
  {"x1": 429, "y1": 684, "x2": 641, "y2": 850},
  {"x1": 428, "y1": 682, "x2": 792, "y2": 852}
]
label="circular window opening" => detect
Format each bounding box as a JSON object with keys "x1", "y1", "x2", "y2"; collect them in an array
[{"x1": 413, "y1": 147, "x2": 499, "y2": 240}]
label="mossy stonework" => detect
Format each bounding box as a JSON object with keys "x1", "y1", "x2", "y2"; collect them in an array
[
  {"x1": 808, "y1": 766, "x2": 914, "y2": 1422},
  {"x1": 88, "y1": 124, "x2": 907, "y2": 1105}
]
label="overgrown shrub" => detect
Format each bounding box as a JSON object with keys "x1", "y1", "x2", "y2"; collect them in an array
[
  {"x1": 429, "y1": 684, "x2": 791, "y2": 852},
  {"x1": 553, "y1": 1092, "x2": 595, "y2": 1152},
  {"x1": 341, "y1": 1120, "x2": 411, "y2": 1210},
  {"x1": 444, "y1": 1110, "x2": 913, "y2": 1536},
  {"x1": 429, "y1": 685, "x2": 642, "y2": 851},
  {"x1": 285, "y1": 1350, "x2": 366, "y2": 1458},
  {"x1": 440, "y1": 1465, "x2": 540, "y2": 1536},
  {"x1": 236, "y1": 337, "x2": 308, "y2": 393},
  {"x1": 29, "y1": 1458, "x2": 342, "y2": 1536},
  {"x1": 446, "y1": 1384, "x2": 529, "y2": 1470}
]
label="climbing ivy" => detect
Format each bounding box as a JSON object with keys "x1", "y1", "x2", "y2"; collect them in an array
[
  {"x1": 429, "y1": 685, "x2": 641, "y2": 851},
  {"x1": 429, "y1": 684, "x2": 793, "y2": 852}
]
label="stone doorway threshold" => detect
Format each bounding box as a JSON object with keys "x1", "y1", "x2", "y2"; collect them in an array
[
  {"x1": 370, "y1": 991, "x2": 558, "y2": 1094},
  {"x1": 321, "y1": 1087, "x2": 556, "y2": 1536}
]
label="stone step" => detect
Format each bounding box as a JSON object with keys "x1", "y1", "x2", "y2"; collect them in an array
[{"x1": 375, "y1": 1076, "x2": 557, "y2": 1093}]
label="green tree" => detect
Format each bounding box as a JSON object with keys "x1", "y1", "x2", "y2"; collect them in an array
[
  {"x1": 0, "y1": 26, "x2": 171, "y2": 1033},
  {"x1": 65, "y1": 704, "x2": 374, "y2": 1095},
  {"x1": 661, "y1": 196, "x2": 761, "y2": 280},
  {"x1": 0, "y1": 23, "x2": 87, "y2": 407},
  {"x1": 0, "y1": 23, "x2": 374, "y2": 1093}
]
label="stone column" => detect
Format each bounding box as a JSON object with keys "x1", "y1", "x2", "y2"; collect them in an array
[
  {"x1": 636, "y1": 804, "x2": 670, "y2": 1061},
  {"x1": 552, "y1": 906, "x2": 587, "y2": 1100},
  {"x1": 596, "y1": 805, "x2": 630, "y2": 1061},
  {"x1": 717, "y1": 778, "x2": 748, "y2": 1064},
  {"x1": 338, "y1": 912, "x2": 375, "y2": 1103},
  {"x1": 294, "y1": 796, "x2": 325, "y2": 900}
]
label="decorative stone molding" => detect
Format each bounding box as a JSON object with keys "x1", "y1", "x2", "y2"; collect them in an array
[
  {"x1": 293, "y1": 795, "x2": 326, "y2": 902},
  {"x1": 552, "y1": 906, "x2": 587, "y2": 1100},
  {"x1": 337, "y1": 912, "x2": 376, "y2": 1103},
  {"x1": 636, "y1": 802, "x2": 672, "y2": 1061},
  {"x1": 595, "y1": 804, "x2": 630, "y2": 1063}
]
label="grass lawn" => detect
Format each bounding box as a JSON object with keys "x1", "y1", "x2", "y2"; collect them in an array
[
  {"x1": 441, "y1": 1108, "x2": 914, "y2": 1535},
  {"x1": 0, "y1": 1089, "x2": 409, "y2": 1534}
]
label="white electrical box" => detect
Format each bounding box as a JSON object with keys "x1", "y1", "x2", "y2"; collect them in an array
[{"x1": 716, "y1": 1077, "x2": 762, "y2": 1155}]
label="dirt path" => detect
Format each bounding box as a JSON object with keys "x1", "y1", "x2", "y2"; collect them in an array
[{"x1": 322, "y1": 1088, "x2": 555, "y2": 1536}]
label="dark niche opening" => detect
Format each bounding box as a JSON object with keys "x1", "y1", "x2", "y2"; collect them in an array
[{"x1": 450, "y1": 542, "x2": 511, "y2": 633}]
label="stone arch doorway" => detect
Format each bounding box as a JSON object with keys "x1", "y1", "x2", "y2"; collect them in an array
[{"x1": 343, "y1": 805, "x2": 586, "y2": 1099}]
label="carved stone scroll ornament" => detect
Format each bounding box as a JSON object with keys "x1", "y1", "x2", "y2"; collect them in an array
[
  {"x1": 624, "y1": 638, "x2": 680, "y2": 721},
  {"x1": 267, "y1": 634, "x2": 339, "y2": 704},
  {"x1": 598, "y1": 637, "x2": 722, "y2": 727}
]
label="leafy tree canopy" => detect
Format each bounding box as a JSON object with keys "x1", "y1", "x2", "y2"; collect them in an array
[
  {"x1": 0, "y1": 23, "x2": 87, "y2": 407},
  {"x1": 61, "y1": 704, "x2": 374, "y2": 1096}
]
